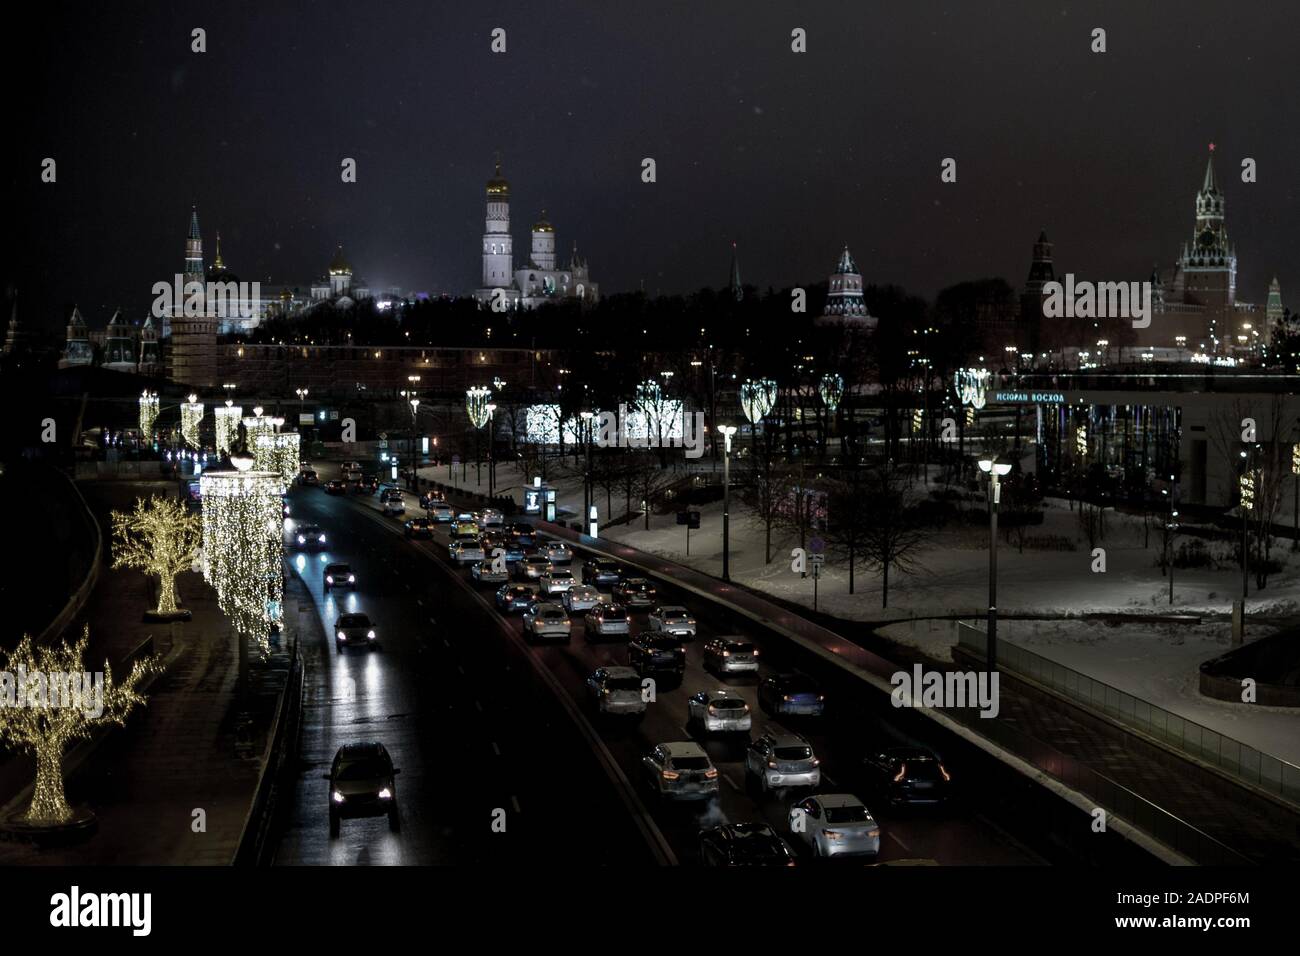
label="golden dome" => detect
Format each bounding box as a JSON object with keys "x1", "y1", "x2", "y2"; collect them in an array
[
  {"x1": 486, "y1": 160, "x2": 510, "y2": 198},
  {"x1": 328, "y1": 245, "x2": 352, "y2": 275},
  {"x1": 532, "y1": 210, "x2": 554, "y2": 233}
]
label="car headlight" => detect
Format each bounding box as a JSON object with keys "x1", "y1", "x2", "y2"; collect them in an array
[
  {"x1": 378, "y1": 788, "x2": 392, "y2": 800},
  {"x1": 348, "y1": 575, "x2": 355, "y2": 582},
  {"x1": 297, "y1": 535, "x2": 306, "y2": 543},
  {"x1": 326, "y1": 576, "x2": 334, "y2": 584},
  {"x1": 337, "y1": 631, "x2": 346, "y2": 640},
  {"x1": 332, "y1": 790, "x2": 345, "y2": 803},
  {"x1": 367, "y1": 630, "x2": 376, "y2": 639},
  {"x1": 318, "y1": 534, "x2": 326, "y2": 543}
]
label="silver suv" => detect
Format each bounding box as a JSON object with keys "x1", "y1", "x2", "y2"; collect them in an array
[
  {"x1": 642, "y1": 742, "x2": 719, "y2": 801},
  {"x1": 745, "y1": 730, "x2": 821, "y2": 793}
]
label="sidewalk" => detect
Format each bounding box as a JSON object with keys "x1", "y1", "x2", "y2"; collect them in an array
[{"x1": 0, "y1": 483, "x2": 295, "y2": 864}]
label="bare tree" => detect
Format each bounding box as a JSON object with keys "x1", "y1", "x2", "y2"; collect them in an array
[
  {"x1": 741, "y1": 430, "x2": 792, "y2": 564},
  {"x1": 628, "y1": 450, "x2": 673, "y2": 530}
]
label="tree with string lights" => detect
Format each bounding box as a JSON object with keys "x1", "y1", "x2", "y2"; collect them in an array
[
  {"x1": 110, "y1": 495, "x2": 202, "y2": 620},
  {"x1": 0, "y1": 628, "x2": 158, "y2": 826}
]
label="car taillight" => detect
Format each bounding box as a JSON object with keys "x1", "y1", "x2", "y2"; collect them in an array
[
  {"x1": 894, "y1": 765, "x2": 907, "y2": 782},
  {"x1": 661, "y1": 770, "x2": 679, "y2": 781},
  {"x1": 867, "y1": 828, "x2": 881, "y2": 838},
  {"x1": 767, "y1": 760, "x2": 778, "y2": 768},
  {"x1": 940, "y1": 763, "x2": 951, "y2": 782},
  {"x1": 721, "y1": 650, "x2": 730, "y2": 657},
  {"x1": 822, "y1": 829, "x2": 843, "y2": 841},
  {"x1": 783, "y1": 695, "x2": 791, "y2": 702},
  {"x1": 810, "y1": 758, "x2": 820, "y2": 767},
  {"x1": 704, "y1": 768, "x2": 718, "y2": 779},
  {"x1": 707, "y1": 705, "x2": 717, "y2": 715}
]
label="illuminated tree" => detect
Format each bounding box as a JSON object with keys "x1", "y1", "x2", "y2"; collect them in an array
[
  {"x1": 180, "y1": 394, "x2": 204, "y2": 448},
  {"x1": 110, "y1": 496, "x2": 202, "y2": 617},
  {"x1": 0, "y1": 628, "x2": 158, "y2": 825}
]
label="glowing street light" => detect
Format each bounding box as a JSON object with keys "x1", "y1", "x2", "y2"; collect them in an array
[
  {"x1": 978, "y1": 456, "x2": 1013, "y2": 671},
  {"x1": 719, "y1": 425, "x2": 738, "y2": 581}
]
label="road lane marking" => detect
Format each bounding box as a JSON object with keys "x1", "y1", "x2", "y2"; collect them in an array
[
  {"x1": 491, "y1": 741, "x2": 501, "y2": 756},
  {"x1": 888, "y1": 831, "x2": 911, "y2": 852},
  {"x1": 511, "y1": 795, "x2": 521, "y2": 813}
]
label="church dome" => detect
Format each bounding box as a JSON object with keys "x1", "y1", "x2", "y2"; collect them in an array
[
  {"x1": 532, "y1": 210, "x2": 554, "y2": 233},
  {"x1": 328, "y1": 245, "x2": 352, "y2": 275},
  {"x1": 486, "y1": 160, "x2": 510, "y2": 198}
]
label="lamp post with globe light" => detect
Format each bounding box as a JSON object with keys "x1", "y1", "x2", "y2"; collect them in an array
[
  {"x1": 718, "y1": 425, "x2": 738, "y2": 581},
  {"x1": 978, "y1": 456, "x2": 1012, "y2": 670}
]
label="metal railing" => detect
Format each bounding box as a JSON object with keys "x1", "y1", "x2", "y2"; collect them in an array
[{"x1": 957, "y1": 622, "x2": 1300, "y2": 807}]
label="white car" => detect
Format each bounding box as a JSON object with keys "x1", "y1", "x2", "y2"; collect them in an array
[
  {"x1": 470, "y1": 560, "x2": 509, "y2": 584},
  {"x1": 539, "y1": 569, "x2": 576, "y2": 595},
  {"x1": 517, "y1": 555, "x2": 551, "y2": 581},
  {"x1": 476, "y1": 508, "x2": 505, "y2": 529},
  {"x1": 430, "y1": 504, "x2": 454, "y2": 523},
  {"x1": 540, "y1": 540, "x2": 573, "y2": 564},
  {"x1": 450, "y1": 538, "x2": 485, "y2": 563},
  {"x1": 522, "y1": 602, "x2": 571, "y2": 643},
  {"x1": 584, "y1": 603, "x2": 631, "y2": 640},
  {"x1": 687, "y1": 690, "x2": 752, "y2": 733},
  {"x1": 585, "y1": 666, "x2": 647, "y2": 716},
  {"x1": 648, "y1": 605, "x2": 696, "y2": 639},
  {"x1": 381, "y1": 491, "x2": 405, "y2": 516},
  {"x1": 563, "y1": 585, "x2": 604, "y2": 613},
  {"x1": 788, "y1": 794, "x2": 881, "y2": 858},
  {"x1": 703, "y1": 637, "x2": 760, "y2": 674},
  {"x1": 745, "y1": 731, "x2": 821, "y2": 793},
  {"x1": 642, "y1": 742, "x2": 719, "y2": 801}
]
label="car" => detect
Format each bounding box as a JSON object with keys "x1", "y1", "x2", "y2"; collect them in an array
[
  {"x1": 702, "y1": 637, "x2": 760, "y2": 674},
  {"x1": 647, "y1": 605, "x2": 696, "y2": 639},
  {"x1": 687, "y1": 689, "x2": 752, "y2": 732},
  {"x1": 862, "y1": 747, "x2": 952, "y2": 806},
  {"x1": 295, "y1": 524, "x2": 328, "y2": 551},
  {"x1": 453, "y1": 520, "x2": 479, "y2": 538},
  {"x1": 562, "y1": 584, "x2": 604, "y2": 613},
  {"x1": 381, "y1": 491, "x2": 406, "y2": 515},
  {"x1": 540, "y1": 540, "x2": 573, "y2": 564},
  {"x1": 348, "y1": 478, "x2": 369, "y2": 494},
  {"x1": 613, "y1": 577, "x2": 657, "y2": 608},
  {"x1": 418, "y1": 490, "x2": 446, "y2": 510},
  {"x1": 325, "y1": 741, "x2": 399, "y2": 837},
  {"x1": 358, "y1": 475, "x2": 379, "y2": 494},
  {"x1": 642, "y1": 742, "x2": 719, "y2": 801},
  {"x1": 300, "y1": 468, "x2": 319, "y2": 486},
  {"x1": 585, "y1": 666, "x2": 646, "y2": 716},
  {"x1": 404, "y1": 517, "x2": 434, "y2": 539},
  {"x1": 476, "y1": 508, "x2": 505, "y2": 529},
  {"x1": 745, "y1": 730, "x2": 821, "y2": 793},
  {"x1": 539, "y1": 569, "x2": 576, "y2": 595},
  {"x1": 282, "y1": 495, "x2": 291, "y2": 518},
  {"x1": 324, "y1": 479, "x2": 345, "y2": 495},
  {"x1": 582, "y1": 558, "x2": 623, "y2": 587},
  {"x1": 340, "y1": 460, "x2": 361, "y2": 477},
  {"x1": 471, "y1": 559, "x2": 510, "y2": 584},
  {"x1": 323, "y1": 563, "x2": 355, "y2": 592},
  {"x1": 450, "y1": 538, "x2": 485, "y2": 564},
  {"x1": 497, "y1": 538, "x2": 526, "y2": 563},
  {"x1": 517, "y1": 554, "x2": 551, "y2": 581},
  {"x1": 505, "y1": 521, "x2": 536, "y2": 540},
  {"x1": 377, "y1": 481, "x2": 401, "y2": 499},
  {"x1": 787, "y1": 794, "x2": 881, "y2": 858},
  {"x1": 584, "y1": 602, "x2": 630, "y2": 640},
  {"x1": 699, "y1": 823, "x2": 797, "y2": 867},
  {"x1": 759, "y1": 674, "x2": 826, "y2": 717},
  {"x1": 627, "y1": 634, "x2": 686, "y2": 678},
  {"x1": 335, "y1": 612, "x2": 378, "y2": 651},
  {"x1": 495, "y1": 584, "x2": 539, "y2": 614},
  {"x1": 522, "y1": 602, "x2": 571, "y2": 643},
  {"x1": 430, "y1": 503, "x2": 454, "y2": 523}
]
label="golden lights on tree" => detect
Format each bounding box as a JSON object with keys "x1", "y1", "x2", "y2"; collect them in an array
[
  {"x1": 254, "y1": 431, "x2": 300, "y2": 492},
  {"x1": 0, "y1": 627, "x2": 158, "y2": 824},
  {"x1": 214, "y1": 401, "x2": 242, "y2": 456},
  {"x1": 200, "y1": 458, "x2": 284, "y2": 639},
  {"x1": 110, "y1": 496, "x2": 202, "y2": 616},
  {"x1": 138, "y1": 390, "x2": 159, "y2": 440},
  {"x1": 180, "y1": 394, "x2": 204, "y2": 449}
]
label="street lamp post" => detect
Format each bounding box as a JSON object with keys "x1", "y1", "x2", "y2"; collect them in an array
[
  {"x1": 580, "y1": 410, "x2": 594, "y2": 531},
  {"x1": 1162, "y1": 481, "x2": 1178, "y2": 606},
  {"x1": 978, "y1": 457, "x2": 1012, "y2": 671},
  {"x1": 718, "y1": 425, "x2": 737, "y2": 581},
  {"x1": 486, "y1": 403, "x2": 497, "y2": 502}
]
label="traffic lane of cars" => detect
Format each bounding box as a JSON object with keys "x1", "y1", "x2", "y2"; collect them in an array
[
  {"x1": 294, "y1": 485, "x2": 659, "y2": 865},
  {"x1": 380, "y1": 491, "x2": 965, "y2": 864}
]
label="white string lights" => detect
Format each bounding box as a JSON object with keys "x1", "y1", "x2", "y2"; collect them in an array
[
  {"x1": 214, "y1": 401, "x2": 242, "y2": 456},
  {"x1": 254, "y1": 431, "x2": 300, "y2": 492},
  {"x1": 818, "y1": 373, "x2": 844, "y2": 412},
  {"x1": 181, "y1": 394, "x2": 204, "y2": 449},
  {"x1": 139, "y1": 390, "x2": 159, "y2": 440},
  {"x1": 200, "y1": 456, "x2": 284, "y2": 639},
  {"x1": 740, "y1": 378, "x2": 778, "y2": 425}
]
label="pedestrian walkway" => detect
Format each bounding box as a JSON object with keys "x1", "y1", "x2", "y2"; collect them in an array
[{"x1": 0, "y1": 483, "x2": 296, "y2": 864}]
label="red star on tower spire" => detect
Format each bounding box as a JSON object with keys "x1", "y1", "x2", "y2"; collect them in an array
[{"x1": 1208, "y1": 142, "x2": 1216, "y2": 152}]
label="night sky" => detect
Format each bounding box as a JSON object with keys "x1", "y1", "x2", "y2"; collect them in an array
[{"x1": 10, "y1": 0, "x2": 1298, "y2": 332}]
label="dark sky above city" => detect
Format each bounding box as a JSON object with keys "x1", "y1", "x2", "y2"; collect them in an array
[{"x1": 9, "y1": 0, "x2": 1298, "y2": 331}]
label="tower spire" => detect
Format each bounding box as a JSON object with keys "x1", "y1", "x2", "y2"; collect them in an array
[
  {"x1": 1202, "y1": 143, "x2": 1219, "y2": 194},
  {"x1": 213, "y1": 231, "x2": 225, "y2": 271},
  {"x1": 729, "y1": 241, "x2": 742, "y2": 302}
]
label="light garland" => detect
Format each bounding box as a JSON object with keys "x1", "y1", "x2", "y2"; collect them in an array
[
  {"x1": 254, "y1": 431, "x2": 301, "y2": 492},
  {"x1": 0, "y1": 627, "x2": 157, "y2": 824},
  {"x1": 138, "y1": 390, "x2": 159, "y2": 440},
  {"x1": 242, "y1": 406, "x2": 284, "y2": 451},
  {"x1": 1075, "y1": 424, "x2": 1088, "y2": 460},
  {"x1": 214, "y1": 401, "x2": 242, "y2": 456},
  {"x1": 1240, "y1": 472, "x2": 1255, "y2": 511},
  {"x1": 110, "y1": 496, "x2": 202, "y2": 615},
  {"x1": 181, "y1": 394, "x2": 204, "y2": 449},
  {"x1": 200, "y1": 464, "x2": 284, "y2": 639},
  {"x1": 818, "y1": 373, "x2": 844, "y2": 412},
  {"x1": 466, "y1": 386, "x2": 493, "y2": 429},
  {"x1": 740, "y1": 378, "x2": 778, "y2": 424},
  {"x1": 954, "y1": 368, "x2": 990, "y2": 410}
]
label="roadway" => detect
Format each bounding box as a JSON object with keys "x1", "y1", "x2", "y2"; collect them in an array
[{"x1": 272, "y1": 466, "x2": 1040, "y2": 865}]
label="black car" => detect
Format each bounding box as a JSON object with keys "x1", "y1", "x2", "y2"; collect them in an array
[
  {"x1": 300, "y1": 468, "x2": 319, "y2": 485},
  {"x1": 506, "y1": 522, "x2": 537, "y2": 548},
  {"x1": 699, "y1": 823, "x2": 796, "y2": 867},
  {"x1": 323, "y1": 563, "x2": 355, "y2": 592},
  {"x1": 404, "y1": 517, "x2": 434, "y2": 539},
  {"x1": 863, "y1": 747, "x2": 952, "y2": 806},
  {"x1": 758, "y1": 674, "x2": 827, "y2": 717},
  {"x1": 582, "y1": 558, "x2": 623, "y2": 587},
  {"x1": 294, "y1": 524, "x2": 328, "y2": 550},
  {"x1": 325, "y1": 741, "x2": 400, "y2": 837},
  {"x1": 358, "y1": 475, "x2": 379, "y2": 494},
  {"x1": 627, "y1": 634, "x2": 686, "y2": 678},
  {"x1": 495, "y1": 584, "x2": 539, "y2": 614},
  {"x1": 418, "y1": 490, "x2": 445, "y2": 510},
  {"x1": 335, "y1": 612, "x2": 377, "y2": 650},
  {"x1": 324, "y1": 479, "x2": 345, "y2": 495}
]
